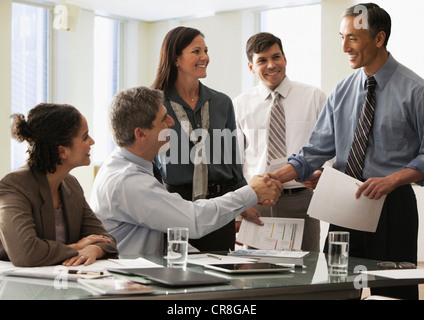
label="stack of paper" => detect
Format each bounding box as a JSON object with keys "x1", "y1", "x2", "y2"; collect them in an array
[{"x1": 236, "y1": 217, "x2": 304, "y2": 250}]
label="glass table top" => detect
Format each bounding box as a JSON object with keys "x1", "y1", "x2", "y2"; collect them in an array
[{"x1": 0, "y1": 252, "x2": 416, "y2": 300}]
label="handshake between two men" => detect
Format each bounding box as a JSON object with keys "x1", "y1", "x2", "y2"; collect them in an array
[{"x1": 248, "y1": 174, "x2": 283, "y2": 206}]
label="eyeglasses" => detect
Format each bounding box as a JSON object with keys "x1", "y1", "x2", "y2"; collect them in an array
[{"x1": 376, "y1": 261, "x2": 416, "y2": 270}]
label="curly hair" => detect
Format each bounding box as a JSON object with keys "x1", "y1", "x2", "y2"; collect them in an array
[{"x1": 10, "y1": 103, "x2": 82, "y2": 174}]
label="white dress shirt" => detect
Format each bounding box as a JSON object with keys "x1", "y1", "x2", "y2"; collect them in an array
[
  {"x1": 90, "y1": 147, "x2": 258, "y2": 256},
  {"x1": 233, "y1": 77, "x2": 327, "y2": 188}
]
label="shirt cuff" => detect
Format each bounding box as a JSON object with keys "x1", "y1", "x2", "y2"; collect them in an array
[
  {"x1": 288, "y1": 154, "x2": 314, "y2": 182},
  {"x1": 238, "y1": 185, "x2": 258, "y2": 208},
  {"x1": 405, "y1": 158, "x2": 424, "y2": 186}
]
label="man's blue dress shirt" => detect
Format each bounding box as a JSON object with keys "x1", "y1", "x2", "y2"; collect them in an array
[{"x1": 289, "y1": 54, "x2": 424, "y2": 185}]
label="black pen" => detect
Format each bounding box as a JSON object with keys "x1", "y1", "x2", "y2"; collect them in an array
[
  {"x1": 67, "y1": 270, "x2": 104, "y2": 275},
  {"x1": 207, "y1": 254, "x2": 222, "y2": 260}
]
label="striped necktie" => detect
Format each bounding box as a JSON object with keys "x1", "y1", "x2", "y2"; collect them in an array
[
  {"x1": 267, "y1": 91, "x2": 287, "y2": 166},
  {"x1": 345, "y1": 76, "x2": 377, "y2": 180}
]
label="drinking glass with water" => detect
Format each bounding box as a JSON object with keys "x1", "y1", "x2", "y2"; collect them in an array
[
  {"x1": 328, "y1": 231, "x2": 349, "y2": 274},
  {"x1": 166, "y1": 227, "x2": 189, "y2": 269}
]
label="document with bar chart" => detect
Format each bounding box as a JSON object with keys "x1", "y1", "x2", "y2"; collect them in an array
[{"x1": 236, "y1": 217, "x2": 304, "y2": 250}]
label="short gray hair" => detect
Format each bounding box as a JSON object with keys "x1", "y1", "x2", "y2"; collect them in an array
[{"x1": 109, "y1": 86, "x2": 164, "y2": 147}]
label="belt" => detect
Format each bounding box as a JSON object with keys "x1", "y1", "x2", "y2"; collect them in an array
[
  {"x1": 165, "y1": 180, "x2": 235, "y2": 198},
  {"x1": 283, "y1": 187, "x2": 307, "y2": 195}
]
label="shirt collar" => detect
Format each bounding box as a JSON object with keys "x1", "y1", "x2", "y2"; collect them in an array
[
  {"x1": 258, "y1": 76, "x2": 291, "y2": 101},
  {"x1": 118, "y1": 147, "x2": 153, "y2": 175},
  {"x1": 361, "y1": 52, "x2": 398, "y2": 90}
]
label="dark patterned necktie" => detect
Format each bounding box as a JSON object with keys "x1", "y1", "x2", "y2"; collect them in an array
[
  {"x1": 153, "y1": 162, "x2": 163, "y2": 184},
  {"x1": 267, "y1": 91, "x2": 287, "y2": 166},
  {"x1": 345, "y1": 76, "x2": 377, "y2": 180}
]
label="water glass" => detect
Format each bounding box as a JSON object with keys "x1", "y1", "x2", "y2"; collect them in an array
[
  {"x1": 328, "y1": 231, "x2": 349, "y2": 274},
  {"x1": 166, "y1": 227, "x2": 189, "y2": 269}
]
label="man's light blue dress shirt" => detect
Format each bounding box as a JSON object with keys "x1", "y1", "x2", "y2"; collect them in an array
[
  {"x1": 289, "y1": 54, "x2": 424, "y2": 185},
  {"x1": 90, "y1": 148, "x2": 257, "y2": 256}
]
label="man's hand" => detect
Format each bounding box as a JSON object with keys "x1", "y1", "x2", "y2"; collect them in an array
[
  {"x1": 302, "y1": 169, "x2": 323, "y2": 190},
  {"x1": 356, "y1": 176, "x2": 397, "y2": 200},
  {"x1": 356, "y1": 168, "x2": 424, "y2": 200},
  {"x1": 249, "y1": 174, "x2": 282, "y2": 206},
  {"x1": 241, "y1": 207, "x2": 264, "y2": 226}
]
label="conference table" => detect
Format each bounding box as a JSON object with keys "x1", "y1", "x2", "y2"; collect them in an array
[{"x1": 0, "y1": 252, "x2": 423, "y2": 300}]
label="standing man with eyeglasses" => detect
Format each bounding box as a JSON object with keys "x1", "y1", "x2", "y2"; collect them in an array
[{"x1": 268, "y1": 3, "x2": 424, "y2": 299}]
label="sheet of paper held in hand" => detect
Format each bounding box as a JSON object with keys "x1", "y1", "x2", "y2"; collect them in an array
[
  {"x1": 236, "y1": 217, "x2": 304, "y2": 250},
  {"x1": 306, "y1": 167, "x2": 386, "y2": 232}
]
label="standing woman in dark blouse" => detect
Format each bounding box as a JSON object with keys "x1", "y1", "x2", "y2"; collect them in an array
[
  {"x1": 0, "y1": 103, "x2": 118, "y2": 267},
  {"x1": 152, "y1": 26, "x2": 248, "y2": 251}
]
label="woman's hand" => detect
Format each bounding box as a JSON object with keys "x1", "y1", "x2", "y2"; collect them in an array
[
  {"x1": 68, "y1": 234, "x2": 110, "y2": 251},
  {"x1": 63, "y1": 234, "x2": 110, "y2": 266},
  {"x1": 62, "y1": 244, "x2": 105, "y2": 266}
]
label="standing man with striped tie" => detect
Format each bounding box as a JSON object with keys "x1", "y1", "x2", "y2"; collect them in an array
[
  {"x1": 270, "y1": 3, "x2": 424, "y2": 299},
  {"x1": 233, "y1": 32, "x2": 327, "y2": 252}
]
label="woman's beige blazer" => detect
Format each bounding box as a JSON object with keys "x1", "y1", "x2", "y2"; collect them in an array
[{"x1": 0, "y1": 165, "x2": 118, "y2": 266}]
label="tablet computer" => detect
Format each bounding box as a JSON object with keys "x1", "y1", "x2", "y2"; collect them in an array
[
  {"x1": 204, "y1": 263, "x2": 291, "y2": 274},
  {"x1": 108, "y1": 267, "x2": 229, "y2": 287}
]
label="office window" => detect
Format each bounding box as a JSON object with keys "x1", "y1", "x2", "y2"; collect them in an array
[
  {"x1": 93, "y1": 16, "x2": 121, "y2": 164},
  {"x1": 260, "y1": 4, "x2": 321, "y2": 88},
  {"x1": 11, "y1": 2, "x2": 50, "y2": 170}
]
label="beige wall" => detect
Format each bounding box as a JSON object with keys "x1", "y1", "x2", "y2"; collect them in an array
[
  {"x1": 0, "y1": 0, "x2": 12, "y2": 179},
  {"x1": 1, "y1": 0, "x2": 424, "y2": 258},
  {"x1": 0, "y1": 2, "x2": 353, "y2": 184},
  {"x1": 321, "y1": 0, "x2": 354, "y2": 95}
]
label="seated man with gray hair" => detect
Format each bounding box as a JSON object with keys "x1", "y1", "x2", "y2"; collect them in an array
[{"x1": 90, "y1": 86, "x2": 282, "y2": 256}]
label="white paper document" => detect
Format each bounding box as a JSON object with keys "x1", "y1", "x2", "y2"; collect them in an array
[
  {"x1": 362, "y1": 268, "x2": 424, "y2": 280},
  {"x1": 236, "y1": 217, "x2": 304, "y2": 250},
  {"x1": 187, "y1": 254, "x2": 257, "y2": 266},
  {"x1": 307, "y1": 167, "x2": 386, "y2": 232},
  {"x1": 229, "y1": 249, "x2": 308, "y2": 259},
  {"x1": 0, "y1": 257, "x2": 162, "y2": 281}
]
